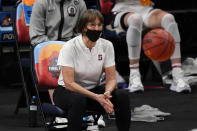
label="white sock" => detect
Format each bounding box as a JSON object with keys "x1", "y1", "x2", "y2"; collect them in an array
[
  {"x1": 172, "y1": 63, "x2": 183, "y2": 78},
  {"x1": 130, "y1": 63, "x2": 139, "y2": 74},
  {"x1": 172, "y1": 63, "x2": 181, "y2": 69}
]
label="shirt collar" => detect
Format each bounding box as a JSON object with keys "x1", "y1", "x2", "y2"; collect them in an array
[{"x1": 79, "y1": 35, "x2": 98, "y2": 54}]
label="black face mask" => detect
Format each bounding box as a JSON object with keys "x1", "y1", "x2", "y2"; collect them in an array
[{"x1": 86, "y1": 29, "x2": 102, "y2": 42}]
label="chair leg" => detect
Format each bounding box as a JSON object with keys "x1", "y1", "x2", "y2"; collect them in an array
[
  {"x1": 152, "y1": 60, "x2": 162, "y2": 75},
  {"x1": 142, "y1": 60, "x2": 163, "y2": 86},
  {"x1": 14, "y1": 89, "x2": 27, "y2": 114},
  {"x1": 12, "y1": 41, "x2": 30, "y2": 114}
]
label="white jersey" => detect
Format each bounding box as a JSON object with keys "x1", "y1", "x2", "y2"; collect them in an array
[
  {"x1": 112, "y1": 0, "x2": 153, "y2": 13},
  {"x1": 57, "y1": 35, "x2": 115, "y2": 90}
]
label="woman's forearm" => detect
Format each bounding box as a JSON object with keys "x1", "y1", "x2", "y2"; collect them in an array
[
  {"x1": 105, "y1": 79, "x2": 117, "y2": 93},
  {"x1": 65, "y1": 82, "x2": 98, "y2": 100},
  {"x1": 105, "y1": 66, "x2": 117, "y2": 94}
]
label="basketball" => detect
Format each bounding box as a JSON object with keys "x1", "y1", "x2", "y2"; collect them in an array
[{"x1": 142, "y1": 28, "x2": 175, "y2": 62}]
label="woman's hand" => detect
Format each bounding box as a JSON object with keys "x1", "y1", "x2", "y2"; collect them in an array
[
  {"x1": 104, "y1": 90, "x2": 112, "y2": 99},
  {"x1": 96, "y1": 94, "x2": 114, "y2": 113}
]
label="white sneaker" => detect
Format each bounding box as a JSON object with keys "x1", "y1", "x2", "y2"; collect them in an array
[
  {"x1": 128, "y1": 70, "x2": 144, "y2": 92},
  {"x1": 52, "y1": 117, "x2": 68, "y2": 129},
  {"x1": 55, "y1": 117, "x2": 68, "y2": 123},
  {"x1": 97, "y1": 115, "x2": 105, "y2": 128},
  {"x1": 170, "y1": 78, "x2": 191, "y2": 93},
  {"x1": 170, "y1": 68, "x2": 191, "y2": 93},
  {"x1": 87, "y1": 125, "x2": 99, "y2": 131}
]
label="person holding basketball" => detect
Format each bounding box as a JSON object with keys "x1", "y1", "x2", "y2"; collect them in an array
[
  {"x1": 53, "y1": 9, "x2": 131, "y2": 131},
  {"x1": 104, "y1": 0, "x2": 191, "y2": 93}
]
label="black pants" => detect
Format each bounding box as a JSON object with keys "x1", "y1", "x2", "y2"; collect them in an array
[{"x1": 53, "y1": 85, "x2": 131, "y2": 131}]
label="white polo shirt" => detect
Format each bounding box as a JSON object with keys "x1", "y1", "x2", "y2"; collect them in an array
[{"x1": 57, "y1": 35, "x2": 115, "y2": 90}]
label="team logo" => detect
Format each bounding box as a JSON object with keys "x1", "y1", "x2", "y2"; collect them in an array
[
  {"x1": 67, "y1": 5, "x2": 77, "y2": 17},
  {"x1": 74, "y1": 0, "x2": 79, "y2": 5},
  {"x1": 1, "y1": 14, "x2": 12, "y2": 27},
  {"x1": 48, "y1": 57, "x2": 60, "y2": 78},
  {"x1": 98, "y1": 54, "x2": 102, "y2": 61}
]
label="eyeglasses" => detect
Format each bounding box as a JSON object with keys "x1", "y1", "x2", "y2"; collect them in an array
[{"x1": 87, "y1": 23, "x2": 103, "y2": 28}]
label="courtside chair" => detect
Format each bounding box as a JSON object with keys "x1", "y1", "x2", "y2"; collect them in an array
[
  {"x1": 14, "y1": 0, "x2": 35, "y2": 115},
  {"x1": 0, "y1": 0, "x2": 19, "y2": 85},
  {"x1": 32, "y1": 41, "x2": 64, "y2": 131},
  {"x1": 32, "y1": 41, "x2": 101, "y2": 130},
  {"x1": 0, "y1": 0, "x2": 30, "y2": 115},
  {"x1": 16, "y1": 1, "x2": 32, "y2": 44}
]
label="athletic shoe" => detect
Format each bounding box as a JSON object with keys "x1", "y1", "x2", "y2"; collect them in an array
[
  {"x1": 97, "y1": 115, "x2": 105, "y2": 128},
  {"x1": 86, "y1": 125, "x2": 99, "y2": 131},
  {"x1": 55, "y1": 117, "x2": 68, "y2": 123},
  {"x1": 170, "y1": 68, "x2": 191, "y2": 93},
  {"x1": 128, "y1": 70, "x2": 144, "y2": 92},
  {"x1": 51, "y1": 117, "x2": 68, "y2": 129}
]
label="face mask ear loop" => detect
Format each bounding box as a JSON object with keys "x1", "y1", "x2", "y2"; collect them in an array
[{"x1": 100, "y1": 30, "x2": 103, "y2": 38}]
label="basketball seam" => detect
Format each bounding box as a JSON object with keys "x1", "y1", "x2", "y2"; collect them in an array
[
  {"x1": 156, "y1": 39, "x2": 170, "y2": 61},
  {"x1": 143, "y1": 36, "x2": 170, "y2": 46},
  {"x1": 143, "y1": 41, "x2": 164, "y2": 51}
]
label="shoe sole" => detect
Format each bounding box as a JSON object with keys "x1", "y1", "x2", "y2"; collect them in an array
[
  {"x1": 132, "y1": 90, "x2": 144, "y2": 93},
  {"x1": 127, "y1": 87, "x2": 144, "y2": 93},
  {"x1": 170, "y1": 84, "x2": 191, "y2": 93}
]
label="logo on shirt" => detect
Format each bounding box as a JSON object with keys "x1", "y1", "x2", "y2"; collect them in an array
[
  {"x1": 98, "y1": 54, "x2": 102, "y2": 61},
  {"x1": 67, "y1": 5, "x2": 77, "y2": 17},
  {"x1": 74, "y1": 0, "x2": 79, "y2": 5}
]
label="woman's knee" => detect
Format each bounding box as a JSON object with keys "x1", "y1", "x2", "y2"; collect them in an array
[{"x1": 112, "y1": 89, "x2": 131, "y2": 113}]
